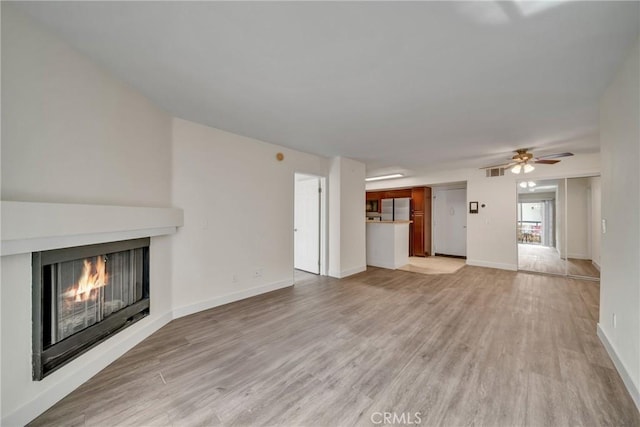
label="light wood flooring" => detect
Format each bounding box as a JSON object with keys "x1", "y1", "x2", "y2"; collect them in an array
[
  {"x1": 294, "y1": 268, "x2": 318, "y2": 284},
  {"x1": 519, "y1": 244, "x2": 600, "y2": 279},
  {"x1": 398, "y1": 256, "x2": 466, "y2": 275},
  {"x1": 30, "y1": 266, "x2": 637, "y2": 426}
]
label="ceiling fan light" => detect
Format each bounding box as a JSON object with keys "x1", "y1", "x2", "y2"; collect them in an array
[
  {"x1": 528, "y1": 181, "x2": 536, "y2": 188},
  {"x1": 523, "y1": 164, "x2": 535, "y2": 173},
  {"x1": 511, "y1": 164, "x2": 522, "y2": 174},
  {"x1": 519, "y1": 181, "x2": 527, "y2": 188}
]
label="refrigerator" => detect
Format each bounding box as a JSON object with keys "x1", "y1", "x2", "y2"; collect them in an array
[{"x1": 381, "y1": 197, "x2": 411, "y2": 221}]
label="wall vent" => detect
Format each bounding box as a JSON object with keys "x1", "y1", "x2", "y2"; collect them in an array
[{"x1": 486, "y1": 167, "x2": 505, "y2": 177}]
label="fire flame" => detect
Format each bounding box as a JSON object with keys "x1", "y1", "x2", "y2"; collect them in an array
[{"x1": 65, "y1": 257, "x2": 108, "y2": 302}]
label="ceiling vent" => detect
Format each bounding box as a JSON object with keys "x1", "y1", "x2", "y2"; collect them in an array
[{"x1": 486, "y1": 167, "x2": 505, "y2": 177}]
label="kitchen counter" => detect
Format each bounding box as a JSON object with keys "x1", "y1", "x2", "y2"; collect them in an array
[{"x1": 366, "y1": 221, "x2": 409, "y2": 269}]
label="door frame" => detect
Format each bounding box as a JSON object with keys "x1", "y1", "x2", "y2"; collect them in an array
[
  {"x1": 293, "y1": 172, "x2": 327, "y2": 276},
  {"x1": 431, "y1": 183, "x2": 468, "y2": 258}
]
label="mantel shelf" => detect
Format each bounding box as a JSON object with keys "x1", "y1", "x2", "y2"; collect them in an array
[{"x1": 1, "y1": 201, "x2": 184, "y2": 256}]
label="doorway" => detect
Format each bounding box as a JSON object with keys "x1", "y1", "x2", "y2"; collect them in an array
[
  {"x1": 433, "y1": 186, "x2": 467, "y2": 257},
  {"x1": 517, "y1": 179, "x2": 564, "y2": 275},
  {"x1": 566, "y1": 176, "x2": 600, "y2": 279},
  {"x1": 516, "y1": 177, "x2": 600, "y2": 280},
  {"x1": 294, "y1": 173, "x2": 325, "y2": 277}
]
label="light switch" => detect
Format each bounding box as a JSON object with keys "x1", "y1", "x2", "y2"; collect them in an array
[{"x1": 601, "y1": 219, "x2": 607, "y2": 234}]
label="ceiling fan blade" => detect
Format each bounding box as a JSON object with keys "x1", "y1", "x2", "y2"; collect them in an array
[
  {"x1": 480, "y1": 162, "x2": 518, "y2": 169},
  {"x1": 535, "y1": 152, "x2": 574, "y2": 160},
  {"x1": 534, "y1": 159, "x2": 561, "y2": 165}
]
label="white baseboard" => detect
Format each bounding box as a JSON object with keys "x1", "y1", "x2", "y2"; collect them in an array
[
  {"x1": 568, "y1": 253, "x2": 590, "y2": 260},
  {"x1": 172, "y1": 279, "x2": 294, "y2": 319},
  {"x1": 2, "y1": 311, "x2": 173, "y2": 427},
  {"x1": 466, "y1": 259, "x2": 518, "y2": 271},
  {"x1": 343, "y1": 265, "x2": 367, "y2": 277},
  {"x1": 329, "y1": 265, "x2": 366, "y2": 279},
  {"x1": 366, "y1": 260, "x2": 398, "y2": 270},
  {"x1": 597, "y1": 324, "x2": 640, "y2": 412}
]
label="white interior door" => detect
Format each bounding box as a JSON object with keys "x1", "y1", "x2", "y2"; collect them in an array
[
  {"x1": 433, "y1": 188, "x2": 467, "y2": 257},
  {"x1": 294, "y1": 176, "x2": 320, "y2": 274}
]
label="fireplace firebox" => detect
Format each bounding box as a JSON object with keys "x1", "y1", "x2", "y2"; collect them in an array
[{"x1": 32, "y1": 238, "x2": 150, "y2": 380}]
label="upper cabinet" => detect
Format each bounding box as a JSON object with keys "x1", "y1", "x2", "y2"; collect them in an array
[{"x1": 366, "y1": 189, "x2": 411, "y2": 212}]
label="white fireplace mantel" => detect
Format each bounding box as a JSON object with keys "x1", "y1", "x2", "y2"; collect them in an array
[{"x1": 1, "y1": 201, "x2": 184, "y2": 256}]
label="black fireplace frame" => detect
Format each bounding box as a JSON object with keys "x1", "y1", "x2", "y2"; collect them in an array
[{"x1": 32, "y1": 238, "x2": 150, "y2": 380}]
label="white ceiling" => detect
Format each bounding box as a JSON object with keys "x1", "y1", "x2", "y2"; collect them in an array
[{"x1": 13, "y1": 1, "x2": 640, "y2": 175}]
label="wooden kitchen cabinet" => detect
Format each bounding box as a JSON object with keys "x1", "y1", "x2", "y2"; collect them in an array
[
  {"x1": 383, "y1": 189, "x2": 412, "y2": 199},
  {"x1": 411, "y1": 187, "x2": 432, "y2": 257},
  {"x1": 411, "y1": 213, "x2": 423, "y2": 256},
  {"x1": 366, "y1": 186, "x2": 432, "y2": 257},
  {"x1": 366, "y1": 191, "x2": 383, "y2": 212}
]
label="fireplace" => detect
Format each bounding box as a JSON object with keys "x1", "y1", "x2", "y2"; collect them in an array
[{"x1": 32, "y1": 238, "x2": 150, "y2": 380}]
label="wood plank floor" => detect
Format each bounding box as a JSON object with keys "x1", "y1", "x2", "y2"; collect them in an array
[
  {"x1": 29, "y1": 266, "x2": 638, "y2": 426},
  {"x1": 518, "y1": 244, "x2": 601, "y2": 279}
]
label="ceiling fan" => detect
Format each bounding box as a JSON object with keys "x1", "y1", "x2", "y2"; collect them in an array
[{"x1": 481, "y1": 149, "x2": 574, "y2": 174}]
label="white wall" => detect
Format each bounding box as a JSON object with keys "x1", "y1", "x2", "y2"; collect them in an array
[
  {"x1": 466, "y1": 170, "x2": 519, "y2": 270},
  {"x1": 367, "y1": 153, "x2": 600, "y2": 271},
  {"x1": 329, "y1": 159, "x2": 341, "y2": 277},
  {"x1": 328, "y1": 157, "x2": 366, "y2": 278},
  {"x1": 590, "y1": 176, "x2": 602, "y2": 269},
  {"x1": 1, "y1": 6, "x2": 174, "y2": 425},
  {"x1": 556, "y1": 181, "x2": 566, "y2": 257},
  {"x1": 567, "y1": 177, "x2": 590, "y2": 259},
  {"x1": 339, "y1": 157, "x2": 366, "y2": 276},
  {"x1": 598, "y1": 39, "x2": 640, "y2": 409},
  {"x1": 170, "y1": 118, "x2": 331, "y2": 316},
  {"x1": 1, "y1": 5, "x2": 171, "y2": 207},
  {"x1": 1, "y1": 5, "x2": 4, "y2": 422}
]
